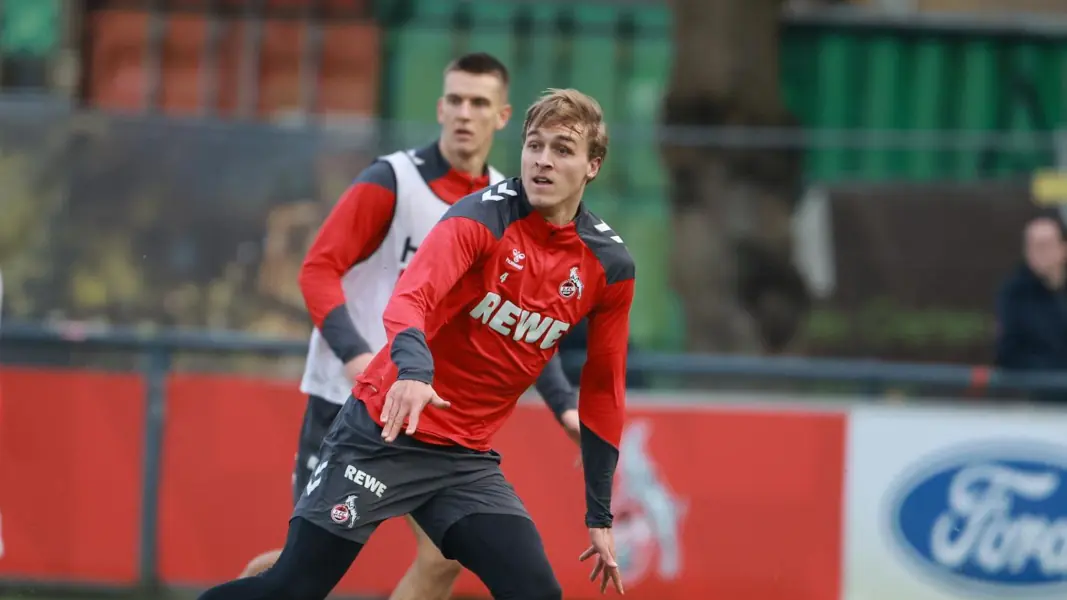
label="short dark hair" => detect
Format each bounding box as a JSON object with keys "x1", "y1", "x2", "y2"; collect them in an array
[
  {"x1": 444, "y1": 52, "x2": 509, "y2": 86},
  {"x1": 523, "y1": 88, "x2": 608, "y2": 163}
]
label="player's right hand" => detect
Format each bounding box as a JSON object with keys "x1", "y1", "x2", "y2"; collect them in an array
[
  {"x1": 344, "y1": 353, "x2": 375, "y2": 383},
  {"x1": 580, "y1": 527, "x2": 624, "y2": 595},
  {"x1": 380, "y1": 379, "x2": 450, "y2": 442}
]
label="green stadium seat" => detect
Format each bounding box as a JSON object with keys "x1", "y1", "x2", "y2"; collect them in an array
[
  {"x1": 566, "y1": 6, "x2": 620, "y2": 190},
  {"x1": 807, "y1": 31, "x2": 856, "y2": 182},
  {"x1": 465, "y1": 1, "x2": 520, "y2": 171},
  {"x1": 951, "y1": 39, "x2": 997, "y2": 180},
  {"x1": 0, "y1": 0, "x2": 60, "y2": 55},
  {"x1": 627, "y1": 6, "x2": 671, "y2": 198},
  {"x1": 384, "y1": 0, "x2": 456, "y2": 146},
  {"x1": 857, "y1": 33, "x2": 906, "y2": 181},
  {"x1": 904, "y1": 36, "x2": 948, "y2": 181}
]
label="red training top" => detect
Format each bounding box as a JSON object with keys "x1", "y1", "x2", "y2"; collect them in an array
[{"x1": 354, "y1": 177, "x2": 635, "y2": 527}]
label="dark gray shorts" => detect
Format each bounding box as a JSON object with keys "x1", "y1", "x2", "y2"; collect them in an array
[
  {"x1": 292, "y1": 396, "x2": 530, "y2": 547},
  {"x1": 292, "y1": 395, "x2": 343, "y2": 506}
]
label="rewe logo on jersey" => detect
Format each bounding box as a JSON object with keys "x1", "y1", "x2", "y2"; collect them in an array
[{"x1": 469, "y1": 291, "x2": 571, "y2": 349}]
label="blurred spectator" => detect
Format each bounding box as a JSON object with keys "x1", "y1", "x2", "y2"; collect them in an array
[{"x1": 994, "y1": 216, "x2": 1067, "y2": 378}]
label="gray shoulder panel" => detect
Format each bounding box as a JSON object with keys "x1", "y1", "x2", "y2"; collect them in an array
[
  {"x1": 353, "y1": 159, "x2": 397, "y2": 192},
  {"x1": 440, "y1": 177, "x2": 530, "y2": 240},
  {"x1": 575, "y1": 210, "x2": 635, "y2": 285}
]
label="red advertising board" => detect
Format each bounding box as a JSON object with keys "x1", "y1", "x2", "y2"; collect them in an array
[
  {"x1": 0, "y1": 370, "x2": 847, "y2": 600},
  {"x1": 155, "y1": 374, "x2": 306, "y2": 585},
  {"x1": 0, "y1": 367, "x2": 144, "y2": 584}
]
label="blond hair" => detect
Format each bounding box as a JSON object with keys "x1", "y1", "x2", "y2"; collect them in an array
[{"x1": 522, "y1": 88, "x2": 608, "y2": 163}]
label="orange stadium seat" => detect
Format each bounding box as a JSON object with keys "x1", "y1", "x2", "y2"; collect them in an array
[
  {"x1": 85, "y1": 6, "x2": 379, "y2": 118},
  {"x1": 316, "y1": 22, "x2": 380, "y2": 116},
  {"x1": 158, "y1": 14, "x2": 210, "y2": 116},
  {"x1": 85, "y1": 10, "x2": 150, "y2": 112}
]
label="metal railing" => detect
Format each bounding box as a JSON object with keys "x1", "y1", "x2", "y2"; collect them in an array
[{"x1": 5, "y1": 320, "x2": 1067, "y2": 589}]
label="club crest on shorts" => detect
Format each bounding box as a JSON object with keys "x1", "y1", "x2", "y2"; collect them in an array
[
  {"x1": 558, "y1": 266, "x2": 583, "y2": 299},
  {"x1": 330, "y1": 494, "x2": 359, "y2": 529}
]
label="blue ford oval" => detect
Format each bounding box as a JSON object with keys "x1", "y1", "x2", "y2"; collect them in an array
[{"x1": 887, "y1": 442, "x2": 1067, "y2": 596}]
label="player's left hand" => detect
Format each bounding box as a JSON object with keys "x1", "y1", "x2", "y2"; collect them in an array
[
  {"x1": 381, "y1": 379, "x2": 450, "y2": 442},
  {"x1": 580, "y1": 527, "x2": 624, "y2": 594}
]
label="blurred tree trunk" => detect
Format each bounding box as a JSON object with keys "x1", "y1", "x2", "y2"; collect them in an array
[{"x1": 661, "y1": 0, "x2": 809, "y2": 354}]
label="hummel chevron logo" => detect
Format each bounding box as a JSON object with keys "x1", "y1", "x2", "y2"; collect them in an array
[
  {"x1": 594, "y1": 220, "x2": 624, "y2": 244},
  {"x1": 406, "y1": 149, "x2": 425, "y2": 166},
  {"x1": 482, "y1": 181, "x2": 518, "y2": 202},
  {"x1": 305, "y1": 460, "x2": 329, "y2": 496}
]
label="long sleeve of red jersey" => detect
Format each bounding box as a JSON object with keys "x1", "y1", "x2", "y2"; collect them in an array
[
  {"x1": 299, "y1": 161, "x2": 397, "y2": 362},
  {"x1": 383, "y1": 215, "x2": 494, "y2": 383},
  {"x1": 579, "y1": 277, "x2": 635, "y2": 528}
]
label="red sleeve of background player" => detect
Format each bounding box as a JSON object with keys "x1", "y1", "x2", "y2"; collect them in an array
[
  {"x1": 579, "y1": 274, "x2": 635, "y2": 529},
  {"x1": 298, "y1": 161, "x2": 397, "y2": 363},
  {"x1": 383, "y1": 210, "x2": 496, "y2": 383}
]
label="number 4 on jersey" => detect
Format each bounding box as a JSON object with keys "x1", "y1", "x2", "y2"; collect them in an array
[{"x1": 482, "y1": 181, "x2": 518, "y2": 202}]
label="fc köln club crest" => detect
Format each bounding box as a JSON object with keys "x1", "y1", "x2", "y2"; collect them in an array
[{"x1": 558, "y1": 266, "x2": 583, "y2": 299}]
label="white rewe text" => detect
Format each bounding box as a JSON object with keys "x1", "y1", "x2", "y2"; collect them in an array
[
  {"x1": 344, "y1": 465, "x2": 387, "y2": 498},
  {"x1": 469, "y1": 292, "x2": 570, "y2": 350}
]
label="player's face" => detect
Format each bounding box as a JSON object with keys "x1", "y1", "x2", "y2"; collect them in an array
[
  {"x1": 521, "y1": 124, "x2": 602, "y2": 212},
  {"x1": 437, "y1": 71, "x2": 511, "y2": 159}
]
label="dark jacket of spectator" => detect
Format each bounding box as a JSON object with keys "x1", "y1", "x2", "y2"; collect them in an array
[{"x1": 995, "y1": 263, "x2": 1067, "y2": 371}]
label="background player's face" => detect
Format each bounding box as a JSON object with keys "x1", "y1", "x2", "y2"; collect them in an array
[
  {"x1": 521, "y1": 124, "x2": 603, "y2": 211},
  {"x1": 437, "y1": 71, "x2": 511, "y2": 160}
]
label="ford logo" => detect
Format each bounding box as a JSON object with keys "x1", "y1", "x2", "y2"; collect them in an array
[{"x1": 886, "y1": 442, "x2": 1067, "y2": 597}]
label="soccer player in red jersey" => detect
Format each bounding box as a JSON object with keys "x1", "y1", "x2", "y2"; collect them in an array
[
  {"x1": 238, "y1": 54, "x2": 582, "y2": 600},
  {"x1": 199, "y1": 88, "x2": 633, "y2": 600}
]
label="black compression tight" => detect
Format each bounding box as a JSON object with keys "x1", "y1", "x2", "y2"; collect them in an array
[
  {"x1": 198, "y1": 517, "x2": 360, "y2": 600},
  {"x1": 197, "y1": 514, "x2": 561, "y2": 600},
  {"x1": 441, "y1": 513, "x2": 562, "y2": 600}
]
